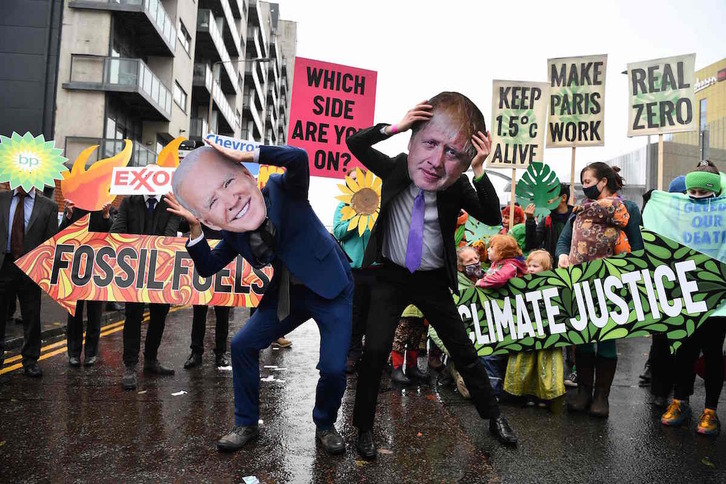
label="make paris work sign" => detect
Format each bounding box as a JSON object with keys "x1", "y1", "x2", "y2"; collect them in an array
[
  {"x1": 547, "y1": 55, "x2": 607, "y2": 147},
  {"x1": 487, "y1": 80, "x2": 550, "y2": 169},
  {"x1": 627, "y1": 54, "x2": 696, "y2": 137},
  {"x1": 287, "y1": 57, "x2": 377, "y2": 179}
]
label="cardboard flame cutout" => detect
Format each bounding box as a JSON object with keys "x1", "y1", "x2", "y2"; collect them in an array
[
  {"x1": 60, "y1": 140, "x2": 133, "y2": 211},
  {"x1": 156, "y1": 136, "x2": 186, "y2": 168}
]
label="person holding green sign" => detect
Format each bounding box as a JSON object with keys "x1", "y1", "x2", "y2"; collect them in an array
[
  {"x1": 660, "y1": 160, "x2": 726, "y2": 437},
  {"x1": 556, "y1": 162, "x2": 643, "y2": 418}
]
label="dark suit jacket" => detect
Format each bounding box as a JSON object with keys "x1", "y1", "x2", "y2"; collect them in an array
[
  {"x1": 0, "y1": 189, "x2": 59, "y2": 268},
  {"x1": 110, "y1": 195, "x2": 180, "y2": 236},
  {"x1": 347, "y1": 123, "x2": 502, "y2": 293},
  {"x1": 186, "y1": 145, "x2": 352, "y2": 300},
  {"x1": 59, "y1": 207, "x2": 112, "y2": 233}
]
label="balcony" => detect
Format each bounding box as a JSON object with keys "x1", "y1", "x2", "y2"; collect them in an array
[
  {"x1": 196, "y1": 10, "x2": 238, "y2": 95},
  {"x1": 64, "y1": 137, "x2": 157, "y2": 168},
  {"x1": 199, "y1": 0, "x2": 242, "y2": 57},
  {"x1": 191, "y1": 63, "x2": 236, "y2": 133},
  {"x1": 63, "y1": 55, "x2": 172, "y2": 121},
  {"x1": 189, "y1": 117, "x2": 211, "y2": 139},
  {"x1": 69, "y1": 0, "x2": 176, "y2": 56}
]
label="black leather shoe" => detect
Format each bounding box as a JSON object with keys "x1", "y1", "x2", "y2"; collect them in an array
[
  {"x1": 390, "y1": 367, "x2": 411, "y2": 385},
  {"x1": 143, "y1": 360, "x2": 175, "y2": 375},
  {"x1": 68, "y1": 356, "x2": 81, "y2": 368},
  {"x1": 121, "y1": 366, "x2": 137, "y2": 390},
  {"x1": 217, "y1": 425, "x2": 259, "y2": 452},
  {"x1": 84, "y1": 355, "x2": 97, "y2": 367},
  {"x1": 23, "y1": 363, "x2": 43, "y2": 378},
  {"x1": 407, "y1": 365, "x2": 428, "y2": 381},
  {"x1": 357, "y1": 430, "x2": 377, "y2": 460},
  {"x1": 489, "y1": 415, "x2": 518, "y2": 446},
  {"x1": 184, "y1": 352, "x2": 203, "y2": 369},
  {"x1": 215, "y1": 353, "x2": 230, "y2": 368},
  {"x1": 316, "y1": 427, "x2": 345, "y2": 455}
]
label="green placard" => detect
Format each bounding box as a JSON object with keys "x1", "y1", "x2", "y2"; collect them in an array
[{"x1": 455, "y1": 230, "x2": 726, "y2": 355}]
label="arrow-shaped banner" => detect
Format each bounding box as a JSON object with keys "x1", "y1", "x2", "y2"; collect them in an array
[
  {"x1": 15, "y1": 215, "x2": 273, "y2": 316},
  {"x1": 456, "y1": 230, "x2": 726, "y2": 355}
]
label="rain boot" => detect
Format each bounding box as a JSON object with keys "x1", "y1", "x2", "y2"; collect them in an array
[
  {"x1": 567, "y1": 350, "x2": 595, "y2": 412},
  {"x1": 590, "y1": 357, "x2": 617, "y2": 418}
]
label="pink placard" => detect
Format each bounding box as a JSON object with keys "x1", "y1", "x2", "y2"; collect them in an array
[{"x1": 287, "y1": 57, "x2": 377, "y2": 179}]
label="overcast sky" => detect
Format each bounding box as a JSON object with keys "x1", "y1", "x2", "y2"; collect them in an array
[{"x1": 271, "y1": 0, "x2": 725, "y2": 225}]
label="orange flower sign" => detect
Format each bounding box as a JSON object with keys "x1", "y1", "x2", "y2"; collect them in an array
[{"x1": 15, "y1": 215, "x2": 273, "y2": 316}]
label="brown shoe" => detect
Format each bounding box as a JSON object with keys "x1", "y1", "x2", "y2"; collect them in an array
[{"x1": 272, "y1": 337, "x2": 292, "y2": 348}]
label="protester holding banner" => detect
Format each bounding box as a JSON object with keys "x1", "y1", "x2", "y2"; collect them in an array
[
  {"x1": 332, "y1": 169, "x2": 374, "y2": 374},
  {"x1": 167, "y1": 141, "x2": 353, "y2": 456},
  {"x1": 524, "y1": 183, "x2": 572, "y2": 257},
  {"x1": 0, "y1": 187, "x2": 58, "y2": 377},
  {"x1": 503, "y1": 249, "x2": 566, "y2": 407},
  {"x1": 180, "y1": 223, "x2": 231, "y2": 370},
  {"x1": 660, "y1": 160, "x2": 725, "y2": 437},
  {"x1": 347, "y1": 92, "x2": 518, "y2": 456},
  {"x1": 60, "y1": 200, "x2": 112, "y2": 367},
  {"x1": 556, "y1": 162, "x2": 644, "y2": 418},
  {"x1": 111, "y1": 191, "x2": 181, "y2": 390}
]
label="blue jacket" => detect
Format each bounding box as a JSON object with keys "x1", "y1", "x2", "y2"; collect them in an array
[{"x1": 186, "y1": 145, "x2": 352, "y2": 300}]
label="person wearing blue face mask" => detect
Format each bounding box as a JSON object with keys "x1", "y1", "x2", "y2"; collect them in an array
[{"x1": 661, "y1": 160, "x2": 725, "y2": 437}]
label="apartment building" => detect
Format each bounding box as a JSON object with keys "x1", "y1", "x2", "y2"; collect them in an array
[{"x1": 46, "y1": 0, "x2": 296, "y2": 172}]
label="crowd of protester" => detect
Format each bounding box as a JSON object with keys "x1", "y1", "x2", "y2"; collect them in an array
[{"x1": 1, "y1": 158, "x2": 724, "y2": 443}]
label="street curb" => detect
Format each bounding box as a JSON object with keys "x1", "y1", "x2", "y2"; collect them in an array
[{"x1": 3, "y1": 310, "x2": 125, "y2": 351}]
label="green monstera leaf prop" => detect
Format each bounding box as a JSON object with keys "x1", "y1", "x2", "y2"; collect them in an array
[
  {"x1": 454, "y1": 230, "x2": 726, "y2": 356},
  {"x1": 515, "y1": 162, "x2": 561, "y2": 218},
  {"x1": 455, "y1": 214, "x2": 501, "y2": 246}
]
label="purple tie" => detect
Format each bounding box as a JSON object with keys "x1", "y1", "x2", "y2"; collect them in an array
[{"x1": 405, "y1": 190, "x2": 426, "y2": 273}]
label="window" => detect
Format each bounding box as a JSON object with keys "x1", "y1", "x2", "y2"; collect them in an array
[
  {"x1": 173, "y1": 81, "x2": 187, "y2": 112},
  {"x1": 177, "y1": 20, "x2": 192, "y2": 55},
  {"x1": 699, "y1": 98, "x2": 707, "y2": 132},
  {"x1": 236, "y1": 109, "x2": 242, "y2": 127}
]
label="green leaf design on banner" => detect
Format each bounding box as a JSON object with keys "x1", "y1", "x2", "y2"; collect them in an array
[
  {"x1": 453, "y1": 230, "x2": 726, "y2": 356},
  {"x1": 515, "y1": 162, "x2": 561, "y2": 218}
]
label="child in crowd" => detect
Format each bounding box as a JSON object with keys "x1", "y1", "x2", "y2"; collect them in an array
[
  {"x1": 661, "y1": 160, "x2": 725, "y2": 436},
  {"x1": 475, "y1": 235, "x2": 528, "y2": 397},
  {"x1": 500, "y1": 205, "x2": 525, "y2": 234},
  {"x1": 390, "y1": 305, "x2": 428, "y2": 385},
  {"x1": 429, "y1": 246, "x2": 483, "y2": 398},
  {"x1": 503, "y1": 250, "x2": 565, "y2": 408}
]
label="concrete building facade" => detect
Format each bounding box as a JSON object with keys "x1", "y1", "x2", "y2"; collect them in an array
[{"x1": 49, "y1": 0, "x2": 296, "y2": 171}]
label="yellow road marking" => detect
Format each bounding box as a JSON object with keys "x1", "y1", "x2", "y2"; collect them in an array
[{"x1": 1, "y1": 307, "x2": 185, "y2": 375}]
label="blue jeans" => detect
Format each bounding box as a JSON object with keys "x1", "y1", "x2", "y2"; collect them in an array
[{"x1": 481, "y1": 355, "x2": 508, "y2": 398}]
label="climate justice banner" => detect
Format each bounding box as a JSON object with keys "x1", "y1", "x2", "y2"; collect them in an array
[
  {"x1": 627, "y1": 53, "x2": 696, "y2": 136},
  {"x1": 547, "y1": 54, "x2": 607, "y2": 147},
  {"x1": 287, "y1": 57, "x2": 377, "y2": 178},
  {"x1": 455, "y1": 230, "x2": 726, "y2": 355},
  {"x1": 487, "y1": 80, "x2": 549, "y2": 168},
  {"x1": 15, "y1": 216, "x2": 273, "y2": 316}
]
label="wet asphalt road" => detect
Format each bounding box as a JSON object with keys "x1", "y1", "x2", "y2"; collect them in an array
[{"x1": 1, "y1": 306, "x2": 725, "y2": 483}]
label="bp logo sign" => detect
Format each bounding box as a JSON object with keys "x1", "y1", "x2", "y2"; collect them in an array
[{"x1": 0, "y1": 131, "x2": 68, "y2": 191}]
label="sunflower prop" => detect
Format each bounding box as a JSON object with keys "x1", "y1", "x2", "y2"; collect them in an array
[
  {"x1": 0, "y1": 132, "x2": 68, "y2": 192},
  {"x1": 335, "y1": 167, "x2": 381, "y2": 236}
]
